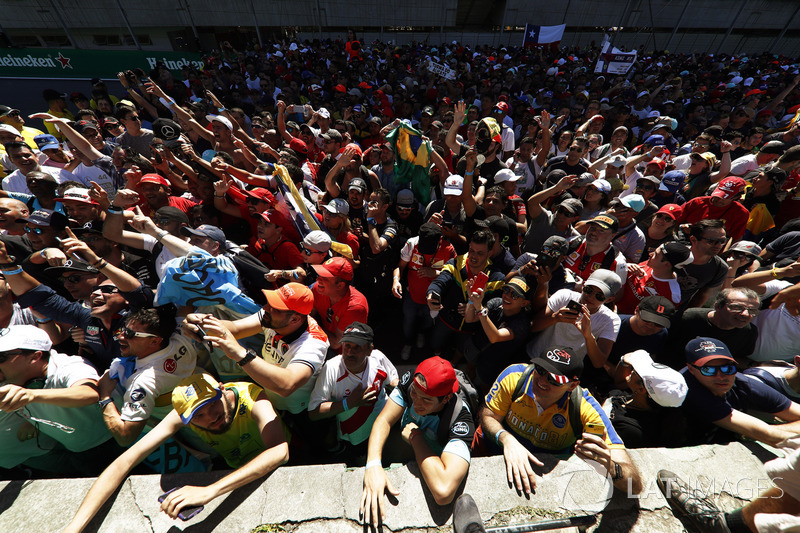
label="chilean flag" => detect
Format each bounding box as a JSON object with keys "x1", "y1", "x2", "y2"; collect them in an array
[{"x1": 523, "y1": 24, "x2": 566, "y2": 47}]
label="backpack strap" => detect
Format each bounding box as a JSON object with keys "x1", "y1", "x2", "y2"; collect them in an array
[
  {"x1": 568, "y1": 386, "x2": 584, "y2": 439},
  {"x1": 600, "y1": 244, "x2": 621, "y2": 271},
  {"x1": 511, "y1": 364, "x2": 537, "y2": 403},
  {"x1": 437, "y1": 394, "x2": 463, "y2": 447}
]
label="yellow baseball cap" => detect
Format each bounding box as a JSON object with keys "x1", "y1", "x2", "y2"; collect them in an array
[{"x1": 172, "y1": 374, "x2": 222, "y2": 425}]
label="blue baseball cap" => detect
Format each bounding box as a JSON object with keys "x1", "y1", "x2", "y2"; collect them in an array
[{"x1": 660, "y1": 170, "x2": 685, "y2": 193}]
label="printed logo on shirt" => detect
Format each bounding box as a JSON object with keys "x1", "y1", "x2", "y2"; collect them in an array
[
  {"x1": 452, "y1": 421, "x2": 470, "y2": 436},
  {"x1": 130, "y1": 388, "x2": 146, "y2": 402},
  {"x1": 87, "y1": 326, "x2": 100, "y2": 336},
  {"x1": 163, "y1": 358, "x2": 177, "y2": 374},
  {"x1": 552, "y1": 414, "x2": 567, "y2": 428}
]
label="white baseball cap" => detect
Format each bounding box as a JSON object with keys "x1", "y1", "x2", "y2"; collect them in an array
[
  {"x1": 205, "y1": 114, "x2": 233, "y2": 131},
  {"x1": 626, "y1": 349, "x2": 687, "y2": 408},
  {"x1": 493, "y1": 168, "x2": 520, "y2": 183},
  {"x1": 0, "y1": 325, "x2": 52, "y2": 353},
  {"x1": 443, "y1": 176, "x2": 464, "y2": 196}
]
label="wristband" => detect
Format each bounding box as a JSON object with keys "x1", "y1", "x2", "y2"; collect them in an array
[
  {"x1": 772, "y1": 267, "x2": 782, "y2": 279},
  {"x1": 1, "y1": 267, "x2": 22, "y2": 276},
  {"x1": 217, "y1": 107, "x2": 226, "y2": 113},
  {"x1": 214, "y1": 194, "x2": 226, "y2": 199},
  {"x1": 365, "y1": 460, "x2": 382, "y2": 470},
  {"x1": 156, "y1": 230, "x2": 168, "y2": 242},
  {"x1": 40, "y1": 250, "x2": 47, "y2": 260},
  {"x1": 465, "y1": 170, "x2": 474, "y2": 176},
  {"x1": 495, "y1": 429, "x2": 508, "y2": 446},
  {"x1": 94, "y1": 260, "x2": 108, "y2": 270},
  {"x1": 107, "y1": 206, "x2": 123, "y2": 215},
  {"x1": 366, "y1": 217, "x2": 376, "y2": 226},
  {"x1": 159, "y1": 97, "x2": 176, "y2": 107},
  {"x1": 342, "y1": 397, "x2": 349, "y2": 411},
  {"x1": 35, "y1": 317, "x2": 53, "y2": 324},
  {"x1": 292, "y1": 270, "x2": 300, "y2": 280}
]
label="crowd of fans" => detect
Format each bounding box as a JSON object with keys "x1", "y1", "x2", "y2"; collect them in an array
[{"x1": 2, "y1": 33, "x2": 800, "y2": 531}]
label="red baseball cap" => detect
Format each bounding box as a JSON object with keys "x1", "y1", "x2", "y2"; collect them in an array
[
  {"x1": 413, "y1": 356, "x2": 459, "y2": 397},
  {"x1": 711, "y1": 177, "x2": 746, "y2": 200},
  {"x1": 263, "y1": 282, "x2": 314, "y2": 315},
  {"x1": 646, "y1": 159, "x2": 666, "y2": 170},
  {"x1": 333, "y1": 84, "x2": 347, "y2": 93},
  {"x1": 244, "y1": 188, "x2": 275, "y2": 204},
  {"x1": 312, "y1": 257, "x2": 353, "y2": 281},
  {"x1": 289, "y1": 138, "x2": 308, "y2": 155},
  {"x1": 138, "y1": 174, "x2": 169, "y2": 188},
  {"x1": 341, "y1": 143, "x2": 363, "y2": 158},
  {"x1": 253, "y1": 211, "x2": 272, "y2": 223},
  {"x1": 655, "y1": 203, "x2": 680, "y2": 221}
]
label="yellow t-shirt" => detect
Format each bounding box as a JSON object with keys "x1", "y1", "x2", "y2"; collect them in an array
[{"x1": 485, "y1": 364, "x2": 625, "y2": 454}]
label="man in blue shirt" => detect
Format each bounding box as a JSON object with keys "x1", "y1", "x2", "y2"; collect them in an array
[{"x1": 680, "y1": 337, "x2": 800, "y2": 446}]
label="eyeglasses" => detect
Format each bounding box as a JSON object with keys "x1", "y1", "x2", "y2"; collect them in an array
[
  {"x1": 556, "y1": 207, "x2": 576, "y2": 216},
  {"x1": 700, "y1": 237, "x2": 727, "y2": 245},
  {"x1": 636, "y1": 183, "x2": 655, "y2": 191},
  {"x1": 92, "y1": 285, "x2": 119, "y2": 294},
  {"x1": 534, "y1": 365, "x2": 565, "y2": 386},
  {"x1": 301, "y1": 244, "x2": 324, "y2": 256},
  {"x1": 126, "y1": 115, "x2": 141, "y2": 122},
  {"x1": 116, "y1": 326, "x2": 158, "y2": 339},
  {"x1": 582, "y1": 286, "x2": 606, "y2": 302},
  {"x1": 724, "y1": 303, "x2": 760, "y2": 316},
  {"x1": 692, "y1": 364, "x2": 737, "y2": 377},
  {"x1": 60, "y1": 274, "x2": 90, "y2": 284},
  {"x1": 731, "y1": 251, "x2": 752, "y2": 261},
  {"x1": 24, "y1": 226, "x2": 46, "y2": 234},
  {"x1": 156, "y1": 218, "x2": 175, "y2": 227},
  {"x1": 396, "y1": 206, "x2": 414, "y2": 212}
]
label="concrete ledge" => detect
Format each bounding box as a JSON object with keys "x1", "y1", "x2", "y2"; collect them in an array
[{"x1": 0, "y1": 443, "x2": 779, "y2": 532}]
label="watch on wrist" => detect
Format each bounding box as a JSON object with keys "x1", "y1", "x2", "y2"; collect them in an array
[
  {"x1": 98, "y1": 398, "x2": 113, "y2": 409},
  {"x1": 237, "y1": 348, "x2": 258, "y2": 368},
  {"x1": 478, "y1": 307, "x2": 489, "y2": 317},
  {"x1": 612, "y1": 461, "x2": 623, "y2": 481}
]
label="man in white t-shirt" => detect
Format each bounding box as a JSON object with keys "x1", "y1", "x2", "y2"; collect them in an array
[
  {"x1": 0, "y1": 325, "x2": 121, "y2": 474},
  {"x1": 529, "y1": 269, "x2": 622, "y2": 370},
  {"x1": 728, "y1": 140, "x2": 784, "y2": 176},
  {"x1": 183, "y1": 282, "x2": 329, "y2": 414},
  {"x1": 97, "y1": 308, "x2": 198, "y2": 447},
  {"x1": 309, "y1": 322, "x2": 398, "y2": 461},
  {"x1": 2, "y1": 141, "x2": 89, "y2": 194}
]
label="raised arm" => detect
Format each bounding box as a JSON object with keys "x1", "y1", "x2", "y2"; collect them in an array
[
  {"x1": 446, "y1": 101, "x2": 467, "y2": 153},
  {"x1": 526, "y1": 173, "x2": 577, "y2": 219}
]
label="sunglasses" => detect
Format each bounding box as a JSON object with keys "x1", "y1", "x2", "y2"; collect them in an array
[
  {"x1": 568, "y1": 146, "x2": 582, "y2": 152},
  {"x1": 534, "y1": 365, "x2": 566, "y2": 386},
  {"x1": 301, "y1": 244, "x2": 324, "y2": 256},
  {"x1": 636, "y1": 183, "x2": 656, "y2": 191},
  {"x1": 502, "y1": 288, "x2": 523, "y2": 300},
  {"x1": 116, "y1": 326, "x2": 158, "y2": 340},
  {"x1": 24, "y1": 226, "x2": 46, "y2": 234},
  {"x1": 692, "y1": 364, "x2": 737, "y2": 377},
  {"x1": 654, "y1": 213, "x2": 674, "y2": 221},
  {"x1": 246, "y1": 198, "x2": 267, "y2": 205},
  {"x1": 92, "y1": 285, "x2": 119, "y2": 294},
  {"x1": 582, "y1": 286, "x2": 606, "y2": 302},
  {"x1": 252, "y1": 123, "x2": 265, "y2": 129},
  {"x1": 126, "y1": 116, "x2": 141, "y2": 122},
  {"x1": 60, "y1": 274, "x2": 91, "y2": 284},
  {"x1": 725, "y1": 303, "x2": 759, "y2": 316},
  {"x1": 156, "y1": 218, "x2": 175, "y2": 227},
  {"x1": 700, "y1": 237, "x2": 727, "y2": 245}
]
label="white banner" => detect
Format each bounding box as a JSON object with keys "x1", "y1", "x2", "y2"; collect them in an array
[
  {"x1": 427, "y1": 60, "x2": 456, "y2": 80},
  {"x1": 595, "y1": 42, "x2": 637, "y2": 75}
]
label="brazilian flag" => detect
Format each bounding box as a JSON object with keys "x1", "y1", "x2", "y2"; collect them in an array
[{"x1": 386, "y1": 123, "x2": 433, "y2": 205}]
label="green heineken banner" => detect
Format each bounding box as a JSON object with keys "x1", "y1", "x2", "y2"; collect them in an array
[{"x1": 0, "y1": 48, "x2": 205, "y2": 79}]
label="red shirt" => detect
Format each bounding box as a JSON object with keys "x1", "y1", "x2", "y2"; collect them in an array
[
  {"x1": 674, "y1": 197, "x2": 750, "y2": 242},
  {"x1": 562, "y1": 241, "x2": 627, "y2": 283},
  {"x1": 402, "y1": 237, "x2": 457, "y2": 304},
  {"x1": 616, "y1": 263, "x2": 681, "y2": 315},
  {"x1": 132, "y1": 195, "x2": 197, "y2": 219},
  {"x1": 312, "y1": 285, "x2": 369, "y2": 337},
  {"x1": 253, "y1": 237, "x2": 304, "y2": 270}
]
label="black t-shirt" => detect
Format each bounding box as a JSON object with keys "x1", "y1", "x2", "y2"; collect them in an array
[
  {"x1": 607, "y1": 391, "x2": 687, "y2": 448},
  {"x1": 663, "y1": 308, "x2": 758, "y2": 369},
  {"x1": 541, "y1": 155, "x2": 590, "y2": 184},
  {"x1": 765, "y1": 231, "x2": 800, "y2": 263},
  {"x1": 469, "y1": 298, "x2": 531, "y2": 386},
  {"x1": 675, "y1": 256, "x2": 728, "y2": 309}
]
